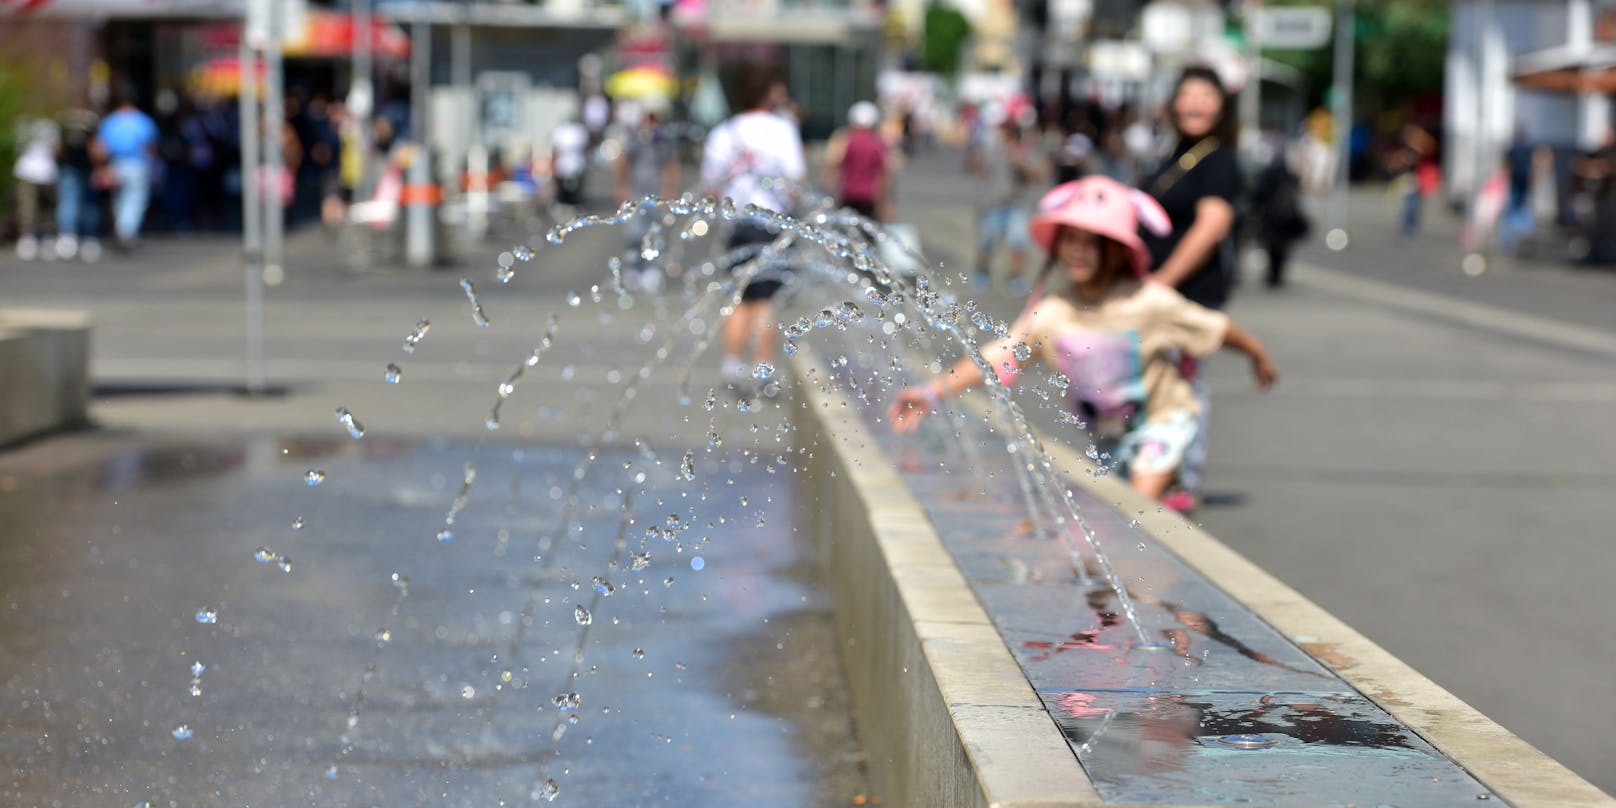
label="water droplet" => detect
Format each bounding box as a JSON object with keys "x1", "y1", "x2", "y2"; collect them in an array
[
  {"x1": 461, "y1": 685, "x2": 476, "y2": 699},
  {"x1": 632, "y1": 648, "x2": 646, "y2": 659},
  {"x1": 782, "y1": 341, "x2": 798, "y2": 356},
  {"x1": 679, "y1": 452, "x2": 696, "y2": 481},
  {"x1": 325, "y1": 765, "x2": 339, "y2": 781},
  {"x1": 574, "y1": 605, "x2": 593, "y2": 626},
  {"x1": 703, "y1": 389, "x2": 717, "y2": 412},
  {"x1": 566, "y1": 291, "x2": 582, "y2": 307},
  {"x1": 254, "y1": 547, "x2": 277, "y2": 564},
  {"x1": 631, "y1": 552, "x2": 651, "y2": 570},
  {"x1": 663, "y1": 576, "x2": 675, "y2": 587},
  {"x1": 402, "y1": 319, "x2": 431, "y2": 353},
  {"x1": 384, "y1": 363, "x2": 403, "y2": 384},
  {"x1": 194, "y1": 607, "x2": 218, "y2": 624},
  {"x1": 278, "y1": 556, "x2": 293, "y2": 573},
  {"x1": 291, "y1": 516, "x2": 305, "y2": 531},
  {"x1": 535, "y1": 779, "x2": 559, "y2": 802},
  {"x1": 170, "y1": 723, "x2": 193, "y2": 740},
  {"x1": 501, "y1": 669, "x2": 514, "y2": 683},
  {"x1": 191, "y1": 661, "x2": 206, "y2": 677},
  {"x1": 189, "y1": 683, "x2": 202, "y2": 697},
  {"x1": 513, "y1": 244, "x2": 535, "y2": 262},
  {"x1": 437, "y1": 529, "x2": 455, "y2": 543},
  {"x1": 460, "y1": 278, "x2": 491, "y2": 328},
  {"x1": 591, "y1": 576, "x2": 615, "y2": 596},
  {"x1": 304, "y1": 469, "x2": 326, "y2": 486},
  {"x1": 690, "y1": 556, "x2": 705, "y2": 571},
  {"x1": 753, "y1": 362, "x2": 775, "y2": 381},
  {"x1": 1012, "y1": 342, "x2": 1032, "y2": 362},
  {"x1": 335, "y1": 407, "x2": 365, "y2": 439},
  {"x1": 391, "y1": 573, "x2": 409, "y2": 592}
]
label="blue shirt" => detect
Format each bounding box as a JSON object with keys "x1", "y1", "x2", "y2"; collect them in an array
[{"x1": 98, "y1": 109, "x2": 158, "y2": 160}]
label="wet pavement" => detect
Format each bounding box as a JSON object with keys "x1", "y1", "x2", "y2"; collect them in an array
[
  {"x1": 0, "y1": 433, "x2": 865, "y2": 805},
  {"x1": 866, "y1": 374, "x2": 1501, "y2": 805}
]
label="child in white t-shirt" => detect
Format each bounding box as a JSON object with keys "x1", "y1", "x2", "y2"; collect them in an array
[
  {"x1": 700, "y1": 67, "x2": 806, "y2": 395},
  {"x1": 889, "y1": 175, "x2": 1278, "y2": 505}
]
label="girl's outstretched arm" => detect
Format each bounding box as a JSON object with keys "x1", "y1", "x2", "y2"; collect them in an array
[
  {"x1": 1221, "y1": 322, "x2": 1278, "y2": 391},
  {"x1": 887, "y1": 357, "x2": 988, "y2": 434}
]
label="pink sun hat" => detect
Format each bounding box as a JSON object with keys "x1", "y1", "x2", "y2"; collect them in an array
[{"x1": 1027, "y1": 175, "x2": 1172, "y2": 277}]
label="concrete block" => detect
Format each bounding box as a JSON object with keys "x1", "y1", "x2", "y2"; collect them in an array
[{"x1": 0, "y1": 309, "x2": 92, "y2": 447}]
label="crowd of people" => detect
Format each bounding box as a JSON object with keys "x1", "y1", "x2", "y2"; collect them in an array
[{"x1": 9, "y1": 83, "x2": 398, "y2": 262}]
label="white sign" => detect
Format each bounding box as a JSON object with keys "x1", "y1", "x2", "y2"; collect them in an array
[
  {"x1": 1087, "y1": 40, "x2": 1151, "y2": 81},
  {"x1": 1258, "y1": 6, "x2": 1331, "y2": 49}
]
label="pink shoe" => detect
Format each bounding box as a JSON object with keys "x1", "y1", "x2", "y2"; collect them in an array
[{"x1": 1160, "y1": 491, "x2": 1197, "y2": 513}]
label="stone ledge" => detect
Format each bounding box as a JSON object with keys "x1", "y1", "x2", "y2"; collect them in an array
[
  {"x1": 788, "y1": 350, "x2": 1614, "y2": 807},
  {"x1": 0, "y1": 309, "x2": 92, "y2": 448}
]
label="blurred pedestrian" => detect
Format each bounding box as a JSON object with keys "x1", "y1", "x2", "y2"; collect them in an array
[
  {"x1": 98, "y1": 90, "x2": 159, "y2": 250},
  {"x1": 1388, "y1": 123, "x2": 1437, "y2": 240},
  {"x1": 11, "y1": 116, "x2": 59, "y2": 261},
  {"x1": 54, "y1": 101, "x2": 104, "y2": 261},
  {"x1": 969, "y1": 105, "x2": 1045, "y2": 291},
  {"x1": 1250, "y1": 147, "x2": 1309, "y2": 288},
  {"x1": 888, "y1": 176, "x2": 1277, "y2": 504},
  {"x1": 550, "y1": 118, "x2": 590, "y2": 214},
  {"x1": 821, "y1": 101, "x2": 890, "y2": 221},
  {"x1": 1499, "y1": 127, "x2": 1536, "y2": 254},
  {"x1": 614, "y1": 98, "x2": 681, "y2": 293},
  {"x1": 1139, "y1": 65, "x2": 1245, "y2": 511},
  {"x1": 700, "y1": 64, "x2": 806, "y2": 396}
]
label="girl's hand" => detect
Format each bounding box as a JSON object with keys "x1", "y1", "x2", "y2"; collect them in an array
[
  {"x1": 1251, "y1": 355, "x2": 1278, "y2": 392},
  {"x1": 887, "y1": 385, "x2": 939, "y2": 433}
]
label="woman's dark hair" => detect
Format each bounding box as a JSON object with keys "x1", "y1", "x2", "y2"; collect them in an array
[
  {"x1": 733, "y1": 63, "x2": 783, "y2": 112},
  {"x1": 1171, "y1": 65, "x2": 1238, "y2": 144}
]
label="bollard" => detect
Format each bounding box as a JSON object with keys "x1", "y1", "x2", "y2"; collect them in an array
[{"x1": 403, "y1": 151, "x2": 440, "y2": 269}]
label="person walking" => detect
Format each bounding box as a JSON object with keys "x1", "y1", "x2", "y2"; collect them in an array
[
  {"x1": 1250, "y1": 146, "x2": 1309, "y2": 288},
  {"x1": 98, "y1": 91, "x2": 159, "y2": 251},
  {"x1": 53, "y1": 102, "x2": 104, "y2": 261},
  {"x1": 888, "y1": 175, "x2": 1277, "y2": 503},
  {"x1": 613, "y1": 98, "x2": 682, "y2": 292},
  {"x1": 1139, "y1": 66, "x2": 1245, "y2": 511},
  {"x1": 822, "y1": 101, "x2": 891, "y2": 221},
  {"x1": 700, "y1": 65, "x2": 806, "y2": 397},
  {"x1": 969, "y1": 105, "x2": 1045, "y2": 292},
  {"x1": 550, "y1": 118, "x2": 590, "y2": 214},
  {"x1": 11, "y1": 117, "x2": 59, "y2": 261}
]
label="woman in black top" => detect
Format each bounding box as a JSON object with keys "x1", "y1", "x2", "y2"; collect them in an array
[{"x1": 1140, "y1": 66, "x2": 1244, "y2": 509}]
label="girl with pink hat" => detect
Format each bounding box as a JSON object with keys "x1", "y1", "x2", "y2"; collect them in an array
[{"x1": 888, "y1": 175, "x2": 1278, "y2": 506}]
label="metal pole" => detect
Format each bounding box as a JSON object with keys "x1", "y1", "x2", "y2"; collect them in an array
[
  {"x1": 406, "y1": 19, "x2": 436, "y2": 268},
  {"x1": 1326, "y1": 0, "x2": 1355, "y2": 247},
  {"x1": 351, "y1": 0, "x2": 374, "y2": 201},
  {"x1": 1467, "y1": 0, "x2": 1495, "y2": 264},
  {"x1": 1240, "y1": 0, "x2": 1263, "y2": 156},
  {"x1": 265, "y1": 0, "x2": 286, "y2": 287},
  {"x1": 453, "y1": 6, "x2": 479, "y2": 238},
  {"x1": 240, "y1": 26, "x2": 266, "y2": 395}
]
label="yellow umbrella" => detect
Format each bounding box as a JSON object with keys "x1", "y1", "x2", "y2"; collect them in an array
[{"x1": 606, "y1": 65, "x2": 677, "y2": 100}]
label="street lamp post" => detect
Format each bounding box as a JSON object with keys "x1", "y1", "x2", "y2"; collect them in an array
[{"x1": 1326, "y1": 0, "x2": 1354, "y2": 248}]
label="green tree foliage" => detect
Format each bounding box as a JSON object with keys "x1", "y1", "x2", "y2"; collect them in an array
[
  {"x1": 1263, "y1": 0, "x2": 1449, "y2": 106},
  {"x1": 922, "y1": 3, "x2": 972, "y2": 77}
]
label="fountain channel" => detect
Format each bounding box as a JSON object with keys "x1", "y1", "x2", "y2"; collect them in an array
[{"x1": 2, "y1": 196, "x2": 1605, "y2": 805}]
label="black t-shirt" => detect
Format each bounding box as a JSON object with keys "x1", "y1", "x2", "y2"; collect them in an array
[{"x1": 1141, "y1": 139, "x2": 1243, "y2": 310}]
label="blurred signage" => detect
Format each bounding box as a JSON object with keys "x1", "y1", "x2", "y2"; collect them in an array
[
  {"x1": 1140, "y1": 1, "x2": 1223, "y2": 54},
  {"x1": 1086, "y1": 40, "x2": 1150, "y2": 80},
  {"x1": 0, "y1": 0, "x2": 241, "y2": 17},
  {"x1": 1257, "y1": 6, "x2": 1331, "y2": 49},
  {"x1": 478, "y1": 72, "x2": 531, "y2": 145}
]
